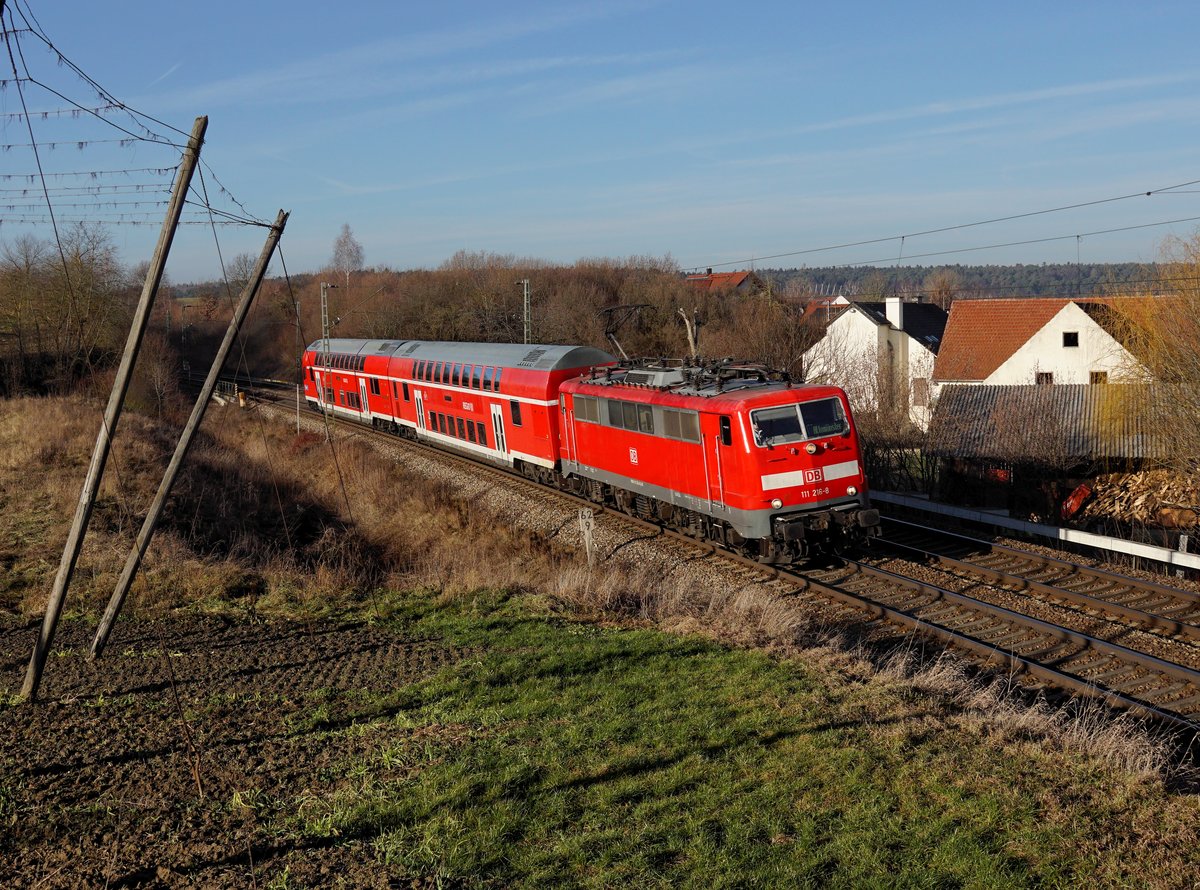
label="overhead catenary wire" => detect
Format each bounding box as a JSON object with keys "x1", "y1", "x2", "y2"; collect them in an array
[{"x1": 690, "y1": 176, "x2": 1200, "y2": 272}]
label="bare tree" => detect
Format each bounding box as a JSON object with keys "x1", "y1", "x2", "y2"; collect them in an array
[{"x1": 331, "y1": 224, "x2": 364, "y2": 288}]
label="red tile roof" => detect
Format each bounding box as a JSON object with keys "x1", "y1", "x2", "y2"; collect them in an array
[{"x1": 685, "y1": 270, "x2": 763, "y2": 292}]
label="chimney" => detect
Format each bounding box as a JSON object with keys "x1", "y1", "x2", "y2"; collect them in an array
[
  {"x1": 884, "y1": 295, "x2": 904, "y2": 330},
  {"x1": 706, "y1": 268, "x2": 713, "y2": 275}
]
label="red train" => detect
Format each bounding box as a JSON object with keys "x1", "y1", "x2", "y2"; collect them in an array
[{"x1": 301, "y1": 338, "x2": 879, "y2": 560}]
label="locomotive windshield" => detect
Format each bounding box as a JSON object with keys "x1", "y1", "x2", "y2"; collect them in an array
[{"x1": 751, "y1": 397, "x2": 847, "y2": 446}]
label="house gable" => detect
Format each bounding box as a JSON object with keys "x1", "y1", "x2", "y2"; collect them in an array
[{"x1": 988, "y1": 302, "x2": 1144, "y2": 385}]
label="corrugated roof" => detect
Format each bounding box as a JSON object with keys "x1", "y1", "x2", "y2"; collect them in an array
[{"x1": 927, "y1": 384, "x2": 1174, "y2": 463}]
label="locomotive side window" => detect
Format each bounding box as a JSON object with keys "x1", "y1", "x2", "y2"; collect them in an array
[
  {"x1": 621, "y1": 402, "x2": 638, "y2": 431},
  {"x1": 509, "y1": 400, "x2": 522, "y2": 426},
  {"x1": 638, "y1": 405, "x2": 654, "y2": 434},
  {"x1": 575, "y1": 395, "x2": 600, "y2": 423},
  {"x1": 719, "y1": 416, "x2": 732, "y2": 446},
  {"x1": 662, "y1": 408, "x2": 699, "y2": 441}
]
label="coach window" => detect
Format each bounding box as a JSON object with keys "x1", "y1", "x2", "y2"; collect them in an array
[
  {"x1": 476, "y1": 421, "x2": 487, "y2": 447},
  {"x1": 467, "y1": 422, "x2": 477, "y2": 443},
  {"x1": 369, "y1": 378, "x2": 381, "y2": 396},
  {"x1": 325, "y1": 387, "x2": 334, "y2": 403},
  {"x1": 456, "y1": 417, "x2": 466, "y2": 439},
  {"x1": 494, "y1": 368, "x2": 503, "y2": 392},
  {"x1": 471, "y1": 366, "x2": 482, "y2": 389},
  {"x1": 437, "y1": 414, "x2": 447, "y2": 434},
  {"x1": 720, "y1": 416, "x2": 732, "y2": 447},
  {"x1": 452, "y1": 364, "x2": 461, "y2": 386},
  {"x1": 402, "y1": 382, "x2": 410, "y2": 402},
  {"x1": 428, "y1": 410, "x2": 435, "y2": 429},
  {"x1": 483, "y1": 367, "x2": 494, "y2": 391},
  {"x1": 510, "y1": 400, "x2": 522, "y2": 426}
]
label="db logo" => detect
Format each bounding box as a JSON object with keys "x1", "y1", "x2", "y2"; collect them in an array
[
  {"x1": 629, "y1": 447, "x2": 639, "y2": 465},
  {"x1": 803, "y1": 468, "x2": 824, "y2": 484}
]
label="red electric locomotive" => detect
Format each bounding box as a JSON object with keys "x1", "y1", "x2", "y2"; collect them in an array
[
  {"x1": 300, "y1": 340, "x2": 879, "y2": 560},
  {"x1": 559, "y1": 360, "x2": 879, "y2": 561}
]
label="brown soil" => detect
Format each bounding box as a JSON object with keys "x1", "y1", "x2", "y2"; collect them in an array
[{"x1": 0, "y1": 615, "x2": 473, "y2": 888}]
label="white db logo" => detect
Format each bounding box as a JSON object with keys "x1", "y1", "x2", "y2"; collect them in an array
[{"x1": 629, "y1": 448, "x2": 639, "y2": 465}]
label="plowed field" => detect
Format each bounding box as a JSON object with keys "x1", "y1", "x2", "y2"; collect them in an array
[{"x1": 0, "y1": 616, "x2": 472, "y2": 888}]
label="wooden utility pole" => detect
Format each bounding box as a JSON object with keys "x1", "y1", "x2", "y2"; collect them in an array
[
  {"x1": 21, "y1": 115, "x2": 208, "y2": 701},
  {"x1": 90, "y1": 210, "x2": 289, "y2": 659}
]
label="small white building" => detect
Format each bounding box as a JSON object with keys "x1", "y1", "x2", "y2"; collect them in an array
[
  {"x1": 932, "y1": 298, "x2": 1149, "y2": 387},
  {"x1": 801, "y1": 296, "x2": 948, "y2": 430}
]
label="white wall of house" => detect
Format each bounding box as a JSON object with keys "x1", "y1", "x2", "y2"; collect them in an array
[
  {"x1": 802, "y1": 300, "x2": 939, "y2": 430},
  {"x1": 986, "y1": 303, "x2": 1145, "y2": 385}
]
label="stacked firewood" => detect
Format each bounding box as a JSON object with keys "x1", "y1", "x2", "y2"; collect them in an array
[{"x1": 1078, "y1": 470, "x2": 1200, "y2": 529}]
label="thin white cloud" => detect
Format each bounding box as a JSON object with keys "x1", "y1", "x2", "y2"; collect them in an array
[
  {"x1": 147, "y1": 62, "x2": 181, "y2": 88},
  {"x1": 153, "y1": 2, "x2": 664, "y2": 109}
]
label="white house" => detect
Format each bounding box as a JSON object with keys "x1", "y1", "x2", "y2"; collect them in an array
[
  {"x1": 932, "y1": 298, "x2": 1149, "y2": 387},
  {"x1": 801, "y1": 296, "x2": 948, "y2": 430}
]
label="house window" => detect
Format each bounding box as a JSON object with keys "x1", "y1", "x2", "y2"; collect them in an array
[
  {"x1": 1036, "y1": 372, "x2": 1054, "y2": 385},
  {"x1": 1090, "y1": 371, "x2": 1108, "y2": 385},
  {"x1": 1063, "y1": 331, "x2": 1079, "y2": 348},
  {"x1": 912, "y1": 378, "x2": 930, "y2": 408}
]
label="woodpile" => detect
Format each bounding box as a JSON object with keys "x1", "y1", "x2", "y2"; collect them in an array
[{"x1": 1078, "y1": 470, "x2": 1200, "y2": 529}]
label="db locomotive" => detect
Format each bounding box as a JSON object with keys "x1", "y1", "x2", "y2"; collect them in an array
[{"x1": 301, "y1": 338, "x2": 880, "y2": 561}]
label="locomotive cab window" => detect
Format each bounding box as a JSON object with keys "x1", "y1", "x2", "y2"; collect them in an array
[{"x1": 750, "y1": 398, "x2": 847, "y2": 447}]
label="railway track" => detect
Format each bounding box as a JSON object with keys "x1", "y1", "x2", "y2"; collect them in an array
[{"x1": 249, "y1": 389, "x2": 1200, "y2": 736}]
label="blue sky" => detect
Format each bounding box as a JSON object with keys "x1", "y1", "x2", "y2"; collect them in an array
[{"x1": 4, "y1": 0, "x2": 1200, "y2": 281}]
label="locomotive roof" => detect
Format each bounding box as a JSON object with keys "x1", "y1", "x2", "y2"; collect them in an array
[
  {"x1": 569, "y1": 363, "x2": 836, "y2": 403},
  {"x1": 305, "y1": 339, "x2": 614, "y2": 371}
]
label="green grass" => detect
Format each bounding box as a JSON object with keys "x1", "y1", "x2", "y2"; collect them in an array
[{"x1": 271, "y1": 591, "x2": 1197, "y2": 888}]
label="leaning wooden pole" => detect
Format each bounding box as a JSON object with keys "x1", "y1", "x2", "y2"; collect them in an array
[
  {"x1": 21, "y1": 116, "x2": 208, "y2": 700},
  {"x1": 91, "y1": 210, "x2": 289, "y2": 659}
]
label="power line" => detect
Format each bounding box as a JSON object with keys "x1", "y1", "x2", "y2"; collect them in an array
[{"x1": 690, "y1": 177, "x2": 1200, "y2": 272}]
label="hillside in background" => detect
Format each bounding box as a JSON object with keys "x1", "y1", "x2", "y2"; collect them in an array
[{"x1": 761, "y1": 262, "x2": 1158, "y2": 300}]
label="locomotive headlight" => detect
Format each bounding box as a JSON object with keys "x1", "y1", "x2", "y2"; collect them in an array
[
  {"x1": 846, "y1": 486, "x2": 858, "y2": 496},
  {"x1": 771, "y1": 498, "x2": 783, "y2": 509},
  {"x1": 805, "y1": 442, "x2": 818, "y2": 455}
]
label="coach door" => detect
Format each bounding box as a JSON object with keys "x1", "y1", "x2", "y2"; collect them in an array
[
  {"x1": 359, "y1": 380, "x2": 370, "y2": 420},
  {"x1": 415, "y1": 391, "x2": 426, "y2": 431},
  {"x1": 314, "y1": 371, "x2": 325, "y2": 406},
  {"x1": 490, "y1": 403, "x2": 508, "y2": 457}
]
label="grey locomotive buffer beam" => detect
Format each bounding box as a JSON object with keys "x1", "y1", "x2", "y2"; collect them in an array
[
  {"x1": 90, "y1": 209, "x2": 290, "y2": 660},
  {"x1": 21, "y1": 116, "x2": 209, "y2": 702}
]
